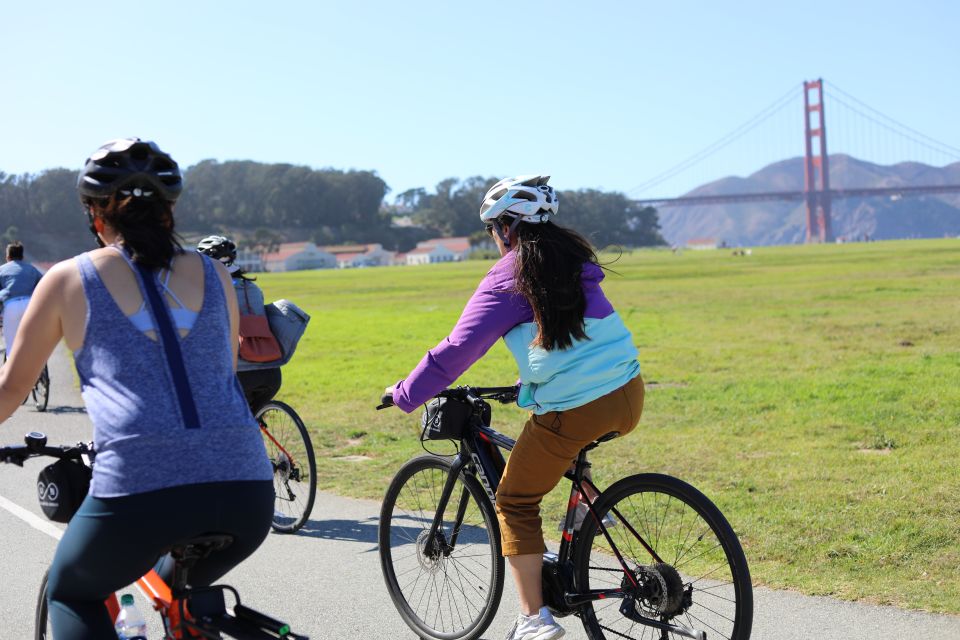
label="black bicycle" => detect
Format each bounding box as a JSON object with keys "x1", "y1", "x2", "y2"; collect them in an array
[
  {"x1": 377, "y1": 386, "x2": 753, "y2": 640},
  {"x1": 32, "y1": 363, "x2": 49, "y2": 412},
  {"x1": 1, "y1": 347, "x2": 49, "y2": 412}
]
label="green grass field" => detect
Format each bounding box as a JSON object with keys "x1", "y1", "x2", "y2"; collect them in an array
[{"x1": 256, "y1": 239, "x2": 960, "y2": 614}]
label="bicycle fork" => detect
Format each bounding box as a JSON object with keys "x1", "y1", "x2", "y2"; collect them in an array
[{"x1": 423, "y1": 455, "x2": 468, "y2": 557}]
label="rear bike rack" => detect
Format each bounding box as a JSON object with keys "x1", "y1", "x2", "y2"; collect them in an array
[{"x1": 178, "y1": 585, "x2": 309, "y2": 640}]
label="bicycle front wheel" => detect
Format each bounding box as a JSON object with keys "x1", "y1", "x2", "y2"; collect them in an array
[
  {"x1": 574, "y1": 473, "x2": 753, "y2": 640},
  {"x1": 256, "y1": 400, "x2": 317, "y2": 533},
  {"x1": 379, "y1": 455, "x2": 504, "y2": 640},
  {"x1": 34, "y1": 365, "x2": 49, "y2": 412},
  {"x1": 35, "y1": 569, "x2": 50, "y2": 640}
]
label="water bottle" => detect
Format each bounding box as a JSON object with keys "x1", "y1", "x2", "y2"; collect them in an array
[{"x1": 115, "y1": 593, "x2": 148, "y2": 639}]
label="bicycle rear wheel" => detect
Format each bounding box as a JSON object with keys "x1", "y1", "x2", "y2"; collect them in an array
[
  {"x1": 256, "y1": 400, "x2": 317, "y2": 533},
  {"x1": 379, "y1": 455, "x2": 504, "y2": 640},
  {"x1": 574, "y1": 473, "x2": 753, "y2": 640},
  {"x1": 33, "y1": 364, "x2": 49, "y2": 412},
  {"x1": 35, "y1": 569, "x2": 50, "y2": 640}
]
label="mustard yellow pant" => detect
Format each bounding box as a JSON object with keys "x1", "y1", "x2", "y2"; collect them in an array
[{"x1": 495, "y1": 375, "x2": 645, "y2": 556}]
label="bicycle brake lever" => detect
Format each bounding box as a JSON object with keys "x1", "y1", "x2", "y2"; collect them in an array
[{"x1": 376, "y1": 394, "x2": 395, "y2": 411}]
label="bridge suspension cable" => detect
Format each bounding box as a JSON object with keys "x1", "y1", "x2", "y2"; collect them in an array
[
  {"x1": 825, "y1": 82, "x2": 960, "y2": 162},
  {"x1": 627, "y1": 83, "x2": 802, "y2": 196}
]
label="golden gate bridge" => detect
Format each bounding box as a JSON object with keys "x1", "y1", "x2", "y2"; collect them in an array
[{"x1": 631, "y1": 80, "x2": 960, "y2": 243}]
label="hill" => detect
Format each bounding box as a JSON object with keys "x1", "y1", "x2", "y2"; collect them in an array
[{"x1": 658, "y1": 155, "x2": 960, "y2": 246}]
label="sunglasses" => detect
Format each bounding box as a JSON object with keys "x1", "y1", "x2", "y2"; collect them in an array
[{"x1": 484, "y1": 224, "x2": 495, "y2": 235}]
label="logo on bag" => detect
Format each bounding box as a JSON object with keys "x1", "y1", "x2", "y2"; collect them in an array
[{"x1": 37, "y1": 481, "x2": 60, "y2": 506}]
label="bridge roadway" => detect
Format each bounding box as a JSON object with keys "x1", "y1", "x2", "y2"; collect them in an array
[{"x1": 0, "y1": 346, "x2": 958, "y2": 639}]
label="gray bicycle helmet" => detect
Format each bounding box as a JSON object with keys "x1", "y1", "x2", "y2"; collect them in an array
[
  {"x1": 78, "y1": 138, "x2": 183, "y2": 202},
  {"x1": 196, "y1": 235, "x2": 237, "y2": 266}
]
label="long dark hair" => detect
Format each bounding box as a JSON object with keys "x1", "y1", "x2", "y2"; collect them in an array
[
  {"x1": 85, "y1": 194, "x2": 182, "y2": 269},
  {"x1": 512, "y1": 220, "x2": 599, "y2": 351}
]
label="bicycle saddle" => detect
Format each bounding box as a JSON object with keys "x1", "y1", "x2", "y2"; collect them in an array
[
  {"x1": 170, "y1": 533, "x2": 234, "y2": 562},
  {"x1": 582, "y1": 431, "x2": 620, "y2": 452}
]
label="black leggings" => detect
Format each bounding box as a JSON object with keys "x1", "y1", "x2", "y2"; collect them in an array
[
  {"x1": 46, "y1": 480, "x2": 274, "y2": 639},
  {"x1": 238, "y1": 368, "x2": 282, "y2": 415}
]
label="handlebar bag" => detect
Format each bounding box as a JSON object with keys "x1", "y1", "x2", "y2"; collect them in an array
[
  {"x1": 37, "y1": 459, "x2": 91, "y2": 523},
  {"x1": 420, "y1": 396, "x2": 473, "y2": 441}
]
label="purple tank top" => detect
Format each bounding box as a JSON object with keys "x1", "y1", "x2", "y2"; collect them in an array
[{"x1": 74, "y1": 252, "x2": 272, "y2": 497}]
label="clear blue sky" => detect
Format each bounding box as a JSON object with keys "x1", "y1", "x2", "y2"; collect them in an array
[{"x1": 1, "y1": 1, "x2": 957, "y2": 199}]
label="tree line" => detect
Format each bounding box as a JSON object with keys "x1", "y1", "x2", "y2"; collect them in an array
[{"x1": 0, "y1": 162, "x2": 664, "y2": 260}]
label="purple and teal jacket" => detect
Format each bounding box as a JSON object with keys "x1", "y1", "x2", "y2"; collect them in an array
[{"x1": 393, "y1": 250, "x2": 640, "y2": 415}]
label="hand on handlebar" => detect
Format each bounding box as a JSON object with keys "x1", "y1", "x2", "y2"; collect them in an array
[{"x1": 377, "y1": 385, "x2": 396, "y2": 410}]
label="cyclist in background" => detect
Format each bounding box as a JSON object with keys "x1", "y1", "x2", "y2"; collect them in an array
[
  {"x1": 197, "y1": 235, "x2": 281, "y2": 414},
  {"x1": 385, "y1": 176, "x2": 644, "y2": 640},
  {"x1": 0, "y1": 138, "x2": 274, "y2": 639},
  {"x1": 0, "y1": 241, "x2": 43, "y2": 357}
]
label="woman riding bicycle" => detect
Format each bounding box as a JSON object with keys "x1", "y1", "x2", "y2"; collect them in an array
[
  {"x1": 0, "y1": 138, "x2": 274, "y2": 639},
  {"x1": 197, "y1": 234, "x2": 282, "y2": 414},
  {"x1": 386, "y1": 175, "x2": 644, "y2": 640}
]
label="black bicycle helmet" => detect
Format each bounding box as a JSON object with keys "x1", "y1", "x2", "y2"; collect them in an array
[
  {"x1": 196, "y1": 235, "x2": 237, "y2": 265},
  {"x1": 78, "y1": 138, "x2": 183, "y2": 202}
]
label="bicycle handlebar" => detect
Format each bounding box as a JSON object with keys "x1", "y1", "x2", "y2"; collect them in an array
[
  {"x1": 0, "y1": 432, "x2": 90, "y2": 466},
  {"x1": 375, "y1": 385, "x2": 519, "y2": 410}
]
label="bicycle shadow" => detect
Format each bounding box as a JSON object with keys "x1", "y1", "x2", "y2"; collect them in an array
[
  {"x1": 283, "y1": 517, "x2": 379, "y2": 550},
  {"x1": 44, "y1": 406, "x2": 88, "y2": 415},
  {"x1": 285, "y1": 515, "x2": 495, "y2": 553}
]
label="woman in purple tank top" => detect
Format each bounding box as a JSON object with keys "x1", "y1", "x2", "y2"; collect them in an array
[{"x1": 0, "y1": 139, "x2": 275, "y2": 639}]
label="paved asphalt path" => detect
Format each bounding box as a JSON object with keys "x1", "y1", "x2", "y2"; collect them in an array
[{"x1": 0, "y1": 347, "x2": 958, "y2": 639}]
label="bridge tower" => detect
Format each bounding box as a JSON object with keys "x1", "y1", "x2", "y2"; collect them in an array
[{"x1": 803, "y1": 79, "x2": 832, "y2": 243}]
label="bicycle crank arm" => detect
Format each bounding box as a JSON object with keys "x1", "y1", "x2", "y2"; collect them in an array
[{"x1": 619, "y1": 599, "x2": 706, "y2": 640}]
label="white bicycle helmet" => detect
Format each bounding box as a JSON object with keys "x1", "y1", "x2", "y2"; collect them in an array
[{"x1": 479, "y1": 175, "x2": 558, "y2": 224}]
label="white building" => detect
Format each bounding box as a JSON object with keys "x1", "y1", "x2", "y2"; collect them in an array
[
  {"x1": 405, "y1": 244, "x2": 456, "y2": 265},
  {"x1": 416, "y1": 237, "x2": 473, "y2": 261},
  {"x1": 262, "y1": 242, "x2": 337, "y2": 272},
  {"x1": 234, "y1": 248, "x2": 264, "y2": 273},
  {"x1": 322, "y1": 243, "x2": 395, "y2": 268},
  {"x1": 685, "y1": 238, "x2": 726, "y2": 250}
]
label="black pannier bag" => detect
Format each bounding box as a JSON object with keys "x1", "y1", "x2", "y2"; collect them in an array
[
  {"x1": 37, "y1": 459, "x2": 91, "y2": 523},
  {"x1": 420, "y1": 396, "x2": 474, "y2": 441}
]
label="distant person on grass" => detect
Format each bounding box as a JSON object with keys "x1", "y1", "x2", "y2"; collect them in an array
[
  {"x1": 385, "y1": 175, "x2": 644, "y2": 640},
  {"x1": 0, "y1": 241, "x2": 43, "y2": 357}
]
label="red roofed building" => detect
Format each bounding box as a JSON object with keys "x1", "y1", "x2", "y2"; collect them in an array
[
  {"x1": 321, "y1": 243, "x2": 394, "y2": 268},
  {"x1": 405, "y1": 244, "x2": 456, "y2": 265},
  {"x1": 262, "y1": 242, "x2": 336, "y2": 272},
  {"x1": 415, "y1": 237, "x2": 472, "y2": 261}
]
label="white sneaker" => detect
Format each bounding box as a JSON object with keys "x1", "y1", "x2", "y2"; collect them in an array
[
  {"x1": 505, "y1": 610, "x2": 565, "y2": 640},
  {"x1": 557, "y1": 501, "x2": 617, "y2": 532}
]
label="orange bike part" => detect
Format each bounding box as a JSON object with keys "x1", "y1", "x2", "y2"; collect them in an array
[{"x1": 260, "y1": 423, "x2": 296, "y2": 465}]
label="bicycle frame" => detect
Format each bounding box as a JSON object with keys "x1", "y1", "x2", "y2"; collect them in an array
[{"x1": 419, "y1": 389, "x2": 706, "y2": 640}]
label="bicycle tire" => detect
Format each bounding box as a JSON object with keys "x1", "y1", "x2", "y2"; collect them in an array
[
  {"x1": 34, "y1": 365, "x2": 49, "y2": 412},
  {"x1": 379, "y1": 455, "x2": 504, "y2": 640},
  {"x1": 256, "y1": 400, "x2": 317, "y2": 533},
  {"x1": 574, "y1": 473, "x2": 753, "y2": 640},
  {"x1": 35, "y1": 568, "x2": 50, "y2": 640}
]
